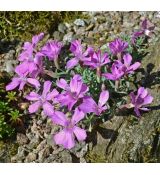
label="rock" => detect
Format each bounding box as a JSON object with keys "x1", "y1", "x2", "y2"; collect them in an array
[
  {"x1": 86, "y1": 41, "x2": 160, "y2": 163},
  {"x1": 53, "y1": 31, "x2": 63, "y2": 41},
  {"x1": 25, "y1": 152, "x2": 37, "y2": 162},
  {"x1": 59, "y1": 151, "x2": 72, "y2": 163},
  {"x1": 36, "y1": 140, "x2": 47, "y2": 152},
  {"x1": 38, "y1": 146, "x2": 51, "y2": 162},
  {"x1": 63, "y1": 32, "x2": 74, "y2": 43},
  {"x1": 74, "y1": 19, "x2": 85, "y2": 27},
  {"x1": 16, "y1": 133, "x2": 29, "y2": 145},
  {"x1": 17, "y1": 146, "x2": 28, "y2": 160},
  {"x1": 58, "y1": 23, "x2": 67, "y2": 33}
]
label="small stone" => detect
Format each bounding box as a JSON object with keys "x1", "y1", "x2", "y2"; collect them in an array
[
  {"x1": 58, "y1": 23, "x2": 67, "y2": 33},
  {"x1": 60, "y1": 151, "x2": 72, "y2": 163},
  {"x1": 37, "y1": 140, "x2": 47, "y2": 152},
  {"x1": 74, "y1": 19, "x2": 85, "y2": 27},
  {"x1": 38, "y1": 146, "x2": 51, "y2": 162},
  {"x1": 17, "y1": 133, "x2": 29, "y2": 145},
  {"x1": 53, "y1": 31, "x2": 63, "y2": 41},
  {"x1": 25, "y1": 152, "x2": 37, "y2": 162},
  {"x1": 63, "y1": 32, "x2": 74, "y2": 43}
]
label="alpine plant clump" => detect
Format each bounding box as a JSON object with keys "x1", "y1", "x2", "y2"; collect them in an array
[{"x1": 6, "y1": 19, "x2": 154, "y2": 149}]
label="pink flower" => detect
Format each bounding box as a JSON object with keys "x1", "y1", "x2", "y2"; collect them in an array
[
  {"x1": 25, "y1": 81, "x2": 59, "y2": 116},
  {"x1": 52, "y1": 108, "x2": 87, "y2": 149},
  {"x1": 84, "y1": 50, "x2": 110, "y2": 69},
  {"x1": 102, "y1": 63, "x2": 124, "y2": 81},
  {"x1": 6, "y1": 72, "x2": 40, "y2": 91},
  {"x1": 114, "y1": 53, "x2": 141, "y2": 74},
  {"x1": 57, "y1": 74, "x2": 88, "y2": 110},
  {"x1": 132, "y1": 19, "x2": 155, "y2": 44},
  {"x1": 103, "y1": 54, "x2": 141, "y2": 81},
  {"x1": 79, "y1": 90, "x2": 109, "y2": 115},
  {"x1": 109, "y1": 38, "x2": 128, "y2": 57},
  {"x1": 129, "y1": 87, "x2": 153, "y2": 117},
  {"x1": 66, "y1": 40, "x2": 94, "y2": 69},
  {"x1": 16, "y1": 33, "x2": 44, "y2": 77},
  {"x1": 41, "y1": 40, "x2": 63, "y2": 61}
]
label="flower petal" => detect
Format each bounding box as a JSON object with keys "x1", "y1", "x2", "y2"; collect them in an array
[
  {"x1": 6, "y1": 78, "x2": 20, "y2": 91},
  {"x1": 19, "y1": 81, "x2": 26, "y2": 90},
  {"x1": 142, "y1": 95, "x2": 153, "y2": 105},
  {"x1": 66, "y1": 57, "x2": 79, "y2": 69},
  {"x1": 54, "y1": 129, "x2": 75, "y2": 149},
  {"x1": 42, "y1": 81, "x2": 52, "y2": 97},
  {"x1": 51, "y1": 111, "x2": 68, "y2": 126},
  {"x1": 56, "y1": 79, "x2": 68, "y2": 90},
  {"x1": 123, "y1": 53, "x2": 132, "y2": 67},
  {"x1": 79, "y1": 96, "x2": 97, "y2": 114},
  {"x1": 27, "y1": 78, "x2": 40, "y2": 88},
  {"x1": 25, "y1": 92, "x2": 40, "y2": 101},
  {"x1": 43, "y1": 102, "x2": 54, "y2": 117},
  {"x1": 129, "y1": 62, "x2": 141, "y2": 72},
  {"x1": 71, "y1": 108, "x2": 85, "y2": 125},
  {"x1": 46, "y1": 89, "x2": 59, "y2": 101},
  {"x1": 98, "y1": 90, "x2": 109, "y2": 107},
  {"x1": 28, "y1": 101, "x2": 41, "y2": 113},
  {"x1": 73, "y1": 126, "x2": 87, "y2": 141}
]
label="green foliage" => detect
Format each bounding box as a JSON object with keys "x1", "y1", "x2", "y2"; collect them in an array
[
  {"x1": 8, "y1": 109, "x2": 22, "y2": 124},
  {"x1": 0, "y1": 114, "x2": 14, "y2": 139},
  {"x1": 0, "y1": 12, "x2": 89, "y2": 41},
  {"x1": 6, "y1": 91, "x2": 17, "y2": 102},
  {"x1": 0, "y1": 73, "x2": 23, "y2": 139}
]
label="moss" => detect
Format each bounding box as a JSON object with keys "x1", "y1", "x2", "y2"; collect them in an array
[
  {"x1": 0, "y1": 12, "x2": 89, "y2": 41},
  {"x1": 85, "y1": 151, "x2": 107, "y2": 163}
]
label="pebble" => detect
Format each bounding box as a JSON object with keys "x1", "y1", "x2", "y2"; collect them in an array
[
  {"x1": 16, "y1": 133, "x2": 29, "y2": 145},
  {"x1": 74, "y1": 19, "x2": 85, "y2": 27}
]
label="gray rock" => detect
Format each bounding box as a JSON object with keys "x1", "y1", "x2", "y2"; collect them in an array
[
  {"x1": 63, "y1": 32, "x2": 74, "y2": 43},
  {"x1": 38, "y1": 146, "x2": 51, "y2": 162},
  {"x1": 74, "y1": 19, "x2": 85, "y2": 27},
  {"x1": 60, "y1": 151, "x2": 72, "y2": 163},
  {"x1": 58, "y1": 23, "x2": 67, "y2": 33},
  {"x1": 25, "y1": 152, "x2": 37, "y2": 162},
  {"x1": 53, "y1": 31, "x2": 63, "y2": 41},
  {"x1": 17, "y1": 133, "x2": 29, "y2": 145}
]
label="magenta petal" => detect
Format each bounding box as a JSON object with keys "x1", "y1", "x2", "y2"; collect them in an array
[
  {"x1": 25, "y1": 92, "x2": 40, "y2": 101},
  {"x1": 32, "y1": 32, "x2": 44, "y2": 46},
  {"x1": 54, "y1": 130, "x2": 75, "y2": 149},
  {"x1": 6, "y1": 78, "x2": 20, "y2": 91},
  {"x1": 56, "y1": 79, "x2": 68, "y2": 90},
  {"x1": 29, "y1": 101, "x2": 41, "y2": 113},
  {"x1": 66, "y1": 57, "x2": 79, "y2": 69},
  {"x1": 98, "y1": 90, "x2": 109, "y2": 107},
  {"x1": 142, "y1": 95, "x2": 153, "y2": 105},
  {"x1": 27, "y1": 78, "x2": 40, "y2": 88},
  {"x1": 79, "y1": 96, "x2": 97, "y2": 114},
  {"x1": 70, "y1": 74, "x2": 82, "y2": 94},
  {"x1": 71, "y1": 108, "x2": 85, "y2": 125},
  {"x1": 43, "y1": 102, "x2": 54, "y2": 117},
  {"x1": 102, "y1": 73, "x2": 115, "y2": 80},
  {"x1": 19, "y1": 81, "x2": 26, "y2": 90},
  {"x1": 134, "y1": 107, "x2": 141, "y2": 117},
  {"x1": 42, "y1": 81, "x2": 52, "y2": 97},
  {"x1": 51, "y1": 111, "x2": 67, "y2": 126},
  {"x1": 54, "y1": 130, "x2": 66, "y2": 146},
  {"x1": 73, "y1": 126, "x2": 87, "y2": 141},
  {"x1": 129, "y1": 62, "x2": 141, "y2": 71},
  {"x1": 46, "y1": 89, "x2": 59, "y2": 101},
  {"x1": 123, "y1": 54, "x2": 132, "y2": 67}
]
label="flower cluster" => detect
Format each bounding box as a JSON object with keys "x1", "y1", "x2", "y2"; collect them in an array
[{"x1": 6, "y1": 19, "x2": 154, "y2": 149}]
